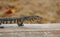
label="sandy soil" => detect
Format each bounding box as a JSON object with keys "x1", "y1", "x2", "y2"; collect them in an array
[{"x1": 0, "y1": 0, "x2": 60, "y2": 23}]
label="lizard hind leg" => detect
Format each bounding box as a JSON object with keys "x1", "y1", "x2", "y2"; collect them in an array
[
  {"x1": 0, "y1": 23, "x2": 1, "y2": 25},
  {"x1": 0, "y1": 26, "x2": 4, "y2": 28}
]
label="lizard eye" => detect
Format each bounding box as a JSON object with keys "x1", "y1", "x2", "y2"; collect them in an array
[{"x1": 35, "y1": 16, "x2": 43, "y2": 19}]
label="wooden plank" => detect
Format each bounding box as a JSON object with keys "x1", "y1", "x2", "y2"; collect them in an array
[
  {"x1": 0, "y1": 28, "x2": 60, "y2": 32},
  {"x1": 0, "y1": 28, "x2": 60, "y2": 37}
]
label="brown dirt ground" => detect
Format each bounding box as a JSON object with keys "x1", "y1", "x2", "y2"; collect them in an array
[{"x1": 0, "y1": 0, "x2": 60, "y2": 23}]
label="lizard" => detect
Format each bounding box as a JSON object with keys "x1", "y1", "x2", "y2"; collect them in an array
[{"x1": 0, "y1": 15, "x2": 42, "y2": 28}]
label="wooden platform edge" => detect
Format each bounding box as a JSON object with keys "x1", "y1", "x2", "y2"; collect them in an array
[{"x1": 0, "y1": 28, "x2": 60, "y2": 32}]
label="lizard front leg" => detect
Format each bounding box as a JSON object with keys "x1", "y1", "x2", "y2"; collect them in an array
[{"x1": 18, "y1": 18, "x2": 24, "y2": 26}]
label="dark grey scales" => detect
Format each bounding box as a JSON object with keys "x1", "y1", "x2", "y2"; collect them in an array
[{"x1": 0, "y1": 15, "x2": 42, "y2": 28}]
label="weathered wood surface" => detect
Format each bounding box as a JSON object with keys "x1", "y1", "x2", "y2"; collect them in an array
[
  {"x1": 0, "y1": 28, "x2": 60, "y2": 32},
  {"x1": 0, "y1": 24, "x2": 60, "y2": 37},
  {"x1": 0, "y1": 28, "x2": 60, "y2": 37}
]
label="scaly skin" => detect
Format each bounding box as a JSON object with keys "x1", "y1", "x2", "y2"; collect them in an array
[{"x1": 0, "y1": 15, "x2": 42, "y2": 28}]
